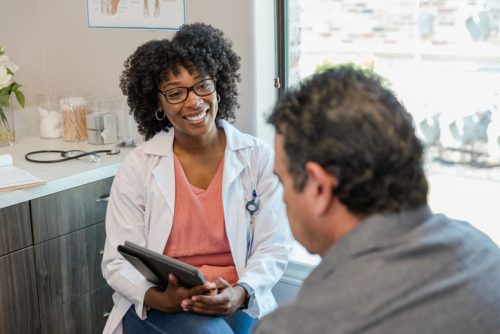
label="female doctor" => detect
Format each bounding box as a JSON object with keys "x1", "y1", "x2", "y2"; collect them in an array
[{"x1": 101, "y1": 23, "x2": 293, "y2": 334}]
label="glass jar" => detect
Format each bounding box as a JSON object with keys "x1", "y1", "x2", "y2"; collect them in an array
[
  {"x1": 86, "y1": 111, "x2": 117, "y2": 145},
  {"x1": 113, "y1": 97, "x2": 137, "y2": 147},
  {"x1": 86, "y1": 97, "x2": 117, "y2": 145},
  {"x1": 37, "y1": 94, "x2": 62, "y2": 139},
  {"x1": 59, "y1": 96, "x2": 88, "y2": 142}
]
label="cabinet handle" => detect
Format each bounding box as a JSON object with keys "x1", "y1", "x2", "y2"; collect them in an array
[
  {"x1": 103, "y1": 312, "x2": 111, "y2": 318},
  {"x1": 99, "y1": 249, "x2": 104, "y2": 255},
  {"x1": 96, "y1": 194, "x2": 110, "y2": 202}
]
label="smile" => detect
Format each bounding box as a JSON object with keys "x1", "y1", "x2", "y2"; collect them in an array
[{"x1": 184, "y1": 111, "x2": 207, "y2": 122}]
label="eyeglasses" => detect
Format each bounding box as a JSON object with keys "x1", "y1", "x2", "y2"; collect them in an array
[{"x1": 158, "y1": 78, "x2": 217, "y2": 104}]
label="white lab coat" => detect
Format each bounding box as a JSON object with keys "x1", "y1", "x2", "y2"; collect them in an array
[{"x1": 101, "y1": 121, "x2": 293, "y2": 334}]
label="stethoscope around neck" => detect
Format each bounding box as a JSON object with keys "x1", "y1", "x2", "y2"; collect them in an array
[
  {"x1": 245, "y1": 190, "x2": 260, "y2": 215},
  {"x1": 25, "y1": 149, "x2": 120, "y2": 163},
  {"x1": 244, "y1": 189, "x2": 259, "y2": 265}
]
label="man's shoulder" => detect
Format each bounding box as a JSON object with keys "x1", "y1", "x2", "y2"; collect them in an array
[{"x1": 419, "y1": 212, "x2": 500, "y2": 255}]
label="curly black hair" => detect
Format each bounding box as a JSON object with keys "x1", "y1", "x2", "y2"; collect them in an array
[
  {"x1": 119, "y1": 23, "x2": 241, "y2": 140},
  {"x1": 268, "y1": 65, "x2": 428, "y2": 214}
]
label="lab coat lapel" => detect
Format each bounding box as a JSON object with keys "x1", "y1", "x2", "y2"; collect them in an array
[
  {"x1": 146, "y1": 130, "x2": 176, "y2": 215},
  {"x1": 221, "y1": 121, "x2": 253, "y2": 272},
  {"x1": 152, "y1": 155, "x2": 175, "y2": 214},
  {"x1": 222, "y1": 147, "x2": 246, "y2": 270},
  {"x1": 222, "y1": 149, "x2": 244, "y2": 200},
  {"x1": 221, "y1": 120, "x2": 247, "y2": 210}
]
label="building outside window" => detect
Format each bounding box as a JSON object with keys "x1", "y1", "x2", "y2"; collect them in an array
[{"x1": 277, "y1": 0, "x2": 500, "y2": 264}]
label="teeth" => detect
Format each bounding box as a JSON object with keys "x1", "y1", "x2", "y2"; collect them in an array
[{"x1": 185, "y1": 112, "x2": 206, "y2": 121}]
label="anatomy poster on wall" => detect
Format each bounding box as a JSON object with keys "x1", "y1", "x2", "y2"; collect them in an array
[{"x1": 87, "y1": 0, "x2": 185, "y2": 30}]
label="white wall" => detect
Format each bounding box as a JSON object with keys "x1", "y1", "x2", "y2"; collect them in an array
[
  {"x1": 0, "y1": 0, "x2": 278, "y2": 137},
  {"x1": 0, "y1": 0, "x2": 45, "y2": 105}
]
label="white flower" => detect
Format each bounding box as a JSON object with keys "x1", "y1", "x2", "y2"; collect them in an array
[
  {"x1": 0, "y1": 54, "x2": 19, "y2": 74},
  {"x1": 0, "y1": 65, "x2": 13, "y2": 90},
  {"x1": 0, "y1": 44, "x2": 25, "y2": 112}
]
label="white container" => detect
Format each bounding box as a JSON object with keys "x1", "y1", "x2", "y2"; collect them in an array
[{"x1": 37, "y1": 94, "x2": 62, "y2": 139}]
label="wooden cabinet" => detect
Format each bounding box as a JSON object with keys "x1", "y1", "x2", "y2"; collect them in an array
[
  {"x1": 0, "y1": 247, "x2": 40, "y2": 334},
  {"x1": 40, "y1": 286, "x2": 114, "y2": 334},
  {"x1": 0, "y1": 202, "x2": 32, "y2": 256},
  {"x1": 34, "y1": 177, "x2": 114, "y2": 334},
  {"x1": 31, "y1": 177, "x2": 113, "y2": 243},
  {"x1": 35, "y1": 222, "x2": 108, "y2": 313},
  {"x1": 0, "y1": 203, "x2": 40, "y2": 334},
  {"x1": 0, "y1": 177, "x2": 114, "y2": 334}
]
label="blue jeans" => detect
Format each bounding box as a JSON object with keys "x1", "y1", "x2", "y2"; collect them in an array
[{"x1": 123, "y1": 306, "x2": 256, "y2": 334}]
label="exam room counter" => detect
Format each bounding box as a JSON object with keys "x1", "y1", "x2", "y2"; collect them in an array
[
  {"x1": 0, "y1": 136, "x2": 317, "y2": 333},
  {"x1": 0, "y1": 136, "x2": 135, "y2": 209}
]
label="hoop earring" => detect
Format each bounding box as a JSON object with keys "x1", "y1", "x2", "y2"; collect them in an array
[
  {"x1": 217, "y1": 94, "x2": 221, "y2": 103},
  {"x1": 155, "y1": 109, "x2": 165, "y2": 121}
]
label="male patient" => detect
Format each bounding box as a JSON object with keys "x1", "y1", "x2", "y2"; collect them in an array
[{"x1": 255, "y1": 65, "x2": 500, "y2": 334}]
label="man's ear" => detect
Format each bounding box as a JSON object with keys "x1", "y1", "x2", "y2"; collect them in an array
[{"x1": 304, "y1": 162, "x2": 338, "y2": 216}]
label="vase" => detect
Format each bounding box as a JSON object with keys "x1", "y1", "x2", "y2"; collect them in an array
[{"x1": 0, "y1": 97, "x2": 15, "y2": 147}]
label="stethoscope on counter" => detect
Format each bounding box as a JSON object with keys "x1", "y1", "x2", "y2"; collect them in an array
[{"x1": 25, "y1": 149, "x2": 120, "y2": 163}]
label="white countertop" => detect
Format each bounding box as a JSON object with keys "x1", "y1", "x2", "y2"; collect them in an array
[{"x1": 0, "y1": 136, "x2": 136, "y2": 209}]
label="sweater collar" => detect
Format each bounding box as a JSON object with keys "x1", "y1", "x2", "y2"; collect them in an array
[{"x1": 309, "y1": 205, "x2": 433, "y2": 283}]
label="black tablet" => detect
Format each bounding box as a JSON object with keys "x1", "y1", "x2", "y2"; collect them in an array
[{"x1": 117, "y1": 241, "x2": 206, "y2": 289}]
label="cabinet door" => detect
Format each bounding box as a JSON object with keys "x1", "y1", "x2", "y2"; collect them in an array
[
  {"x1": 0, "y1": 202, "x2": 32, "y2": 256},
  {"x1": 0, "y1": 247, "x2": 40, "y2": 334},
  {"x1": 35, "y1": 222, "x2": 107, "y2": 312},
  {"x1": 40, "y1": 285, "x2": 114, "y2": 334},
  {"x1": 31, "y1": 177, "x2": 113, "y2": 243}
]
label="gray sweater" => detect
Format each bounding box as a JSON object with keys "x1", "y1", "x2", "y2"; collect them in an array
[{"x1": 255, "y1": 206, "x2": 500, "y2": 334}]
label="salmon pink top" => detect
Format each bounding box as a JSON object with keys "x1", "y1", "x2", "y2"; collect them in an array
[{"x1": 163, "y1": 154, "x2": 238, "y2": 285}]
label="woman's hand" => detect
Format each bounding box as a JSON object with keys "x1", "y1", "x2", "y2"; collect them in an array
[
  {"x1": 180, "y1": 278, "x2": 247, "y2": 315},
  {"x1": 144, "y1": 274, "x2": 216, "y2": 313}
]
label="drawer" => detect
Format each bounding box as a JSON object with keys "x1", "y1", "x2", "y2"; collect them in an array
[
  {"x1": 0, "y1": 247, "x2": 40, "y2": 334},
  {"x1": 0, "y1": 202, "x2": 32, "y2": 256},
  {"x1": 35, "y1": 222, "x2": 107, "y2": 312},
  {"x1": 40, "y1": 285, "x2": 114, "y2": 334},
  {"x1": 31, "y1": 177, "x2": 113, "y2": 243}
]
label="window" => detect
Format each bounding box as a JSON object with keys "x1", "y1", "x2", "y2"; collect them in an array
[{"x1": 277, "y1": 0, "x2": 500, "y2": 262}]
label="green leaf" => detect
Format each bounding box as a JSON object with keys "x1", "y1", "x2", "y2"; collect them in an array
[
  {"x1": 14, "y1": 90, "x2": 25, "y2": 108},
  {"x1": 11, "y1": 82, "x2": 21, "y2": 92},
  {"x1": 0, "y1": 95, "x2": 10, "y2": 107},
  {"x1": 0, "y1": 85, "x2": 11, "y2": 96}
]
